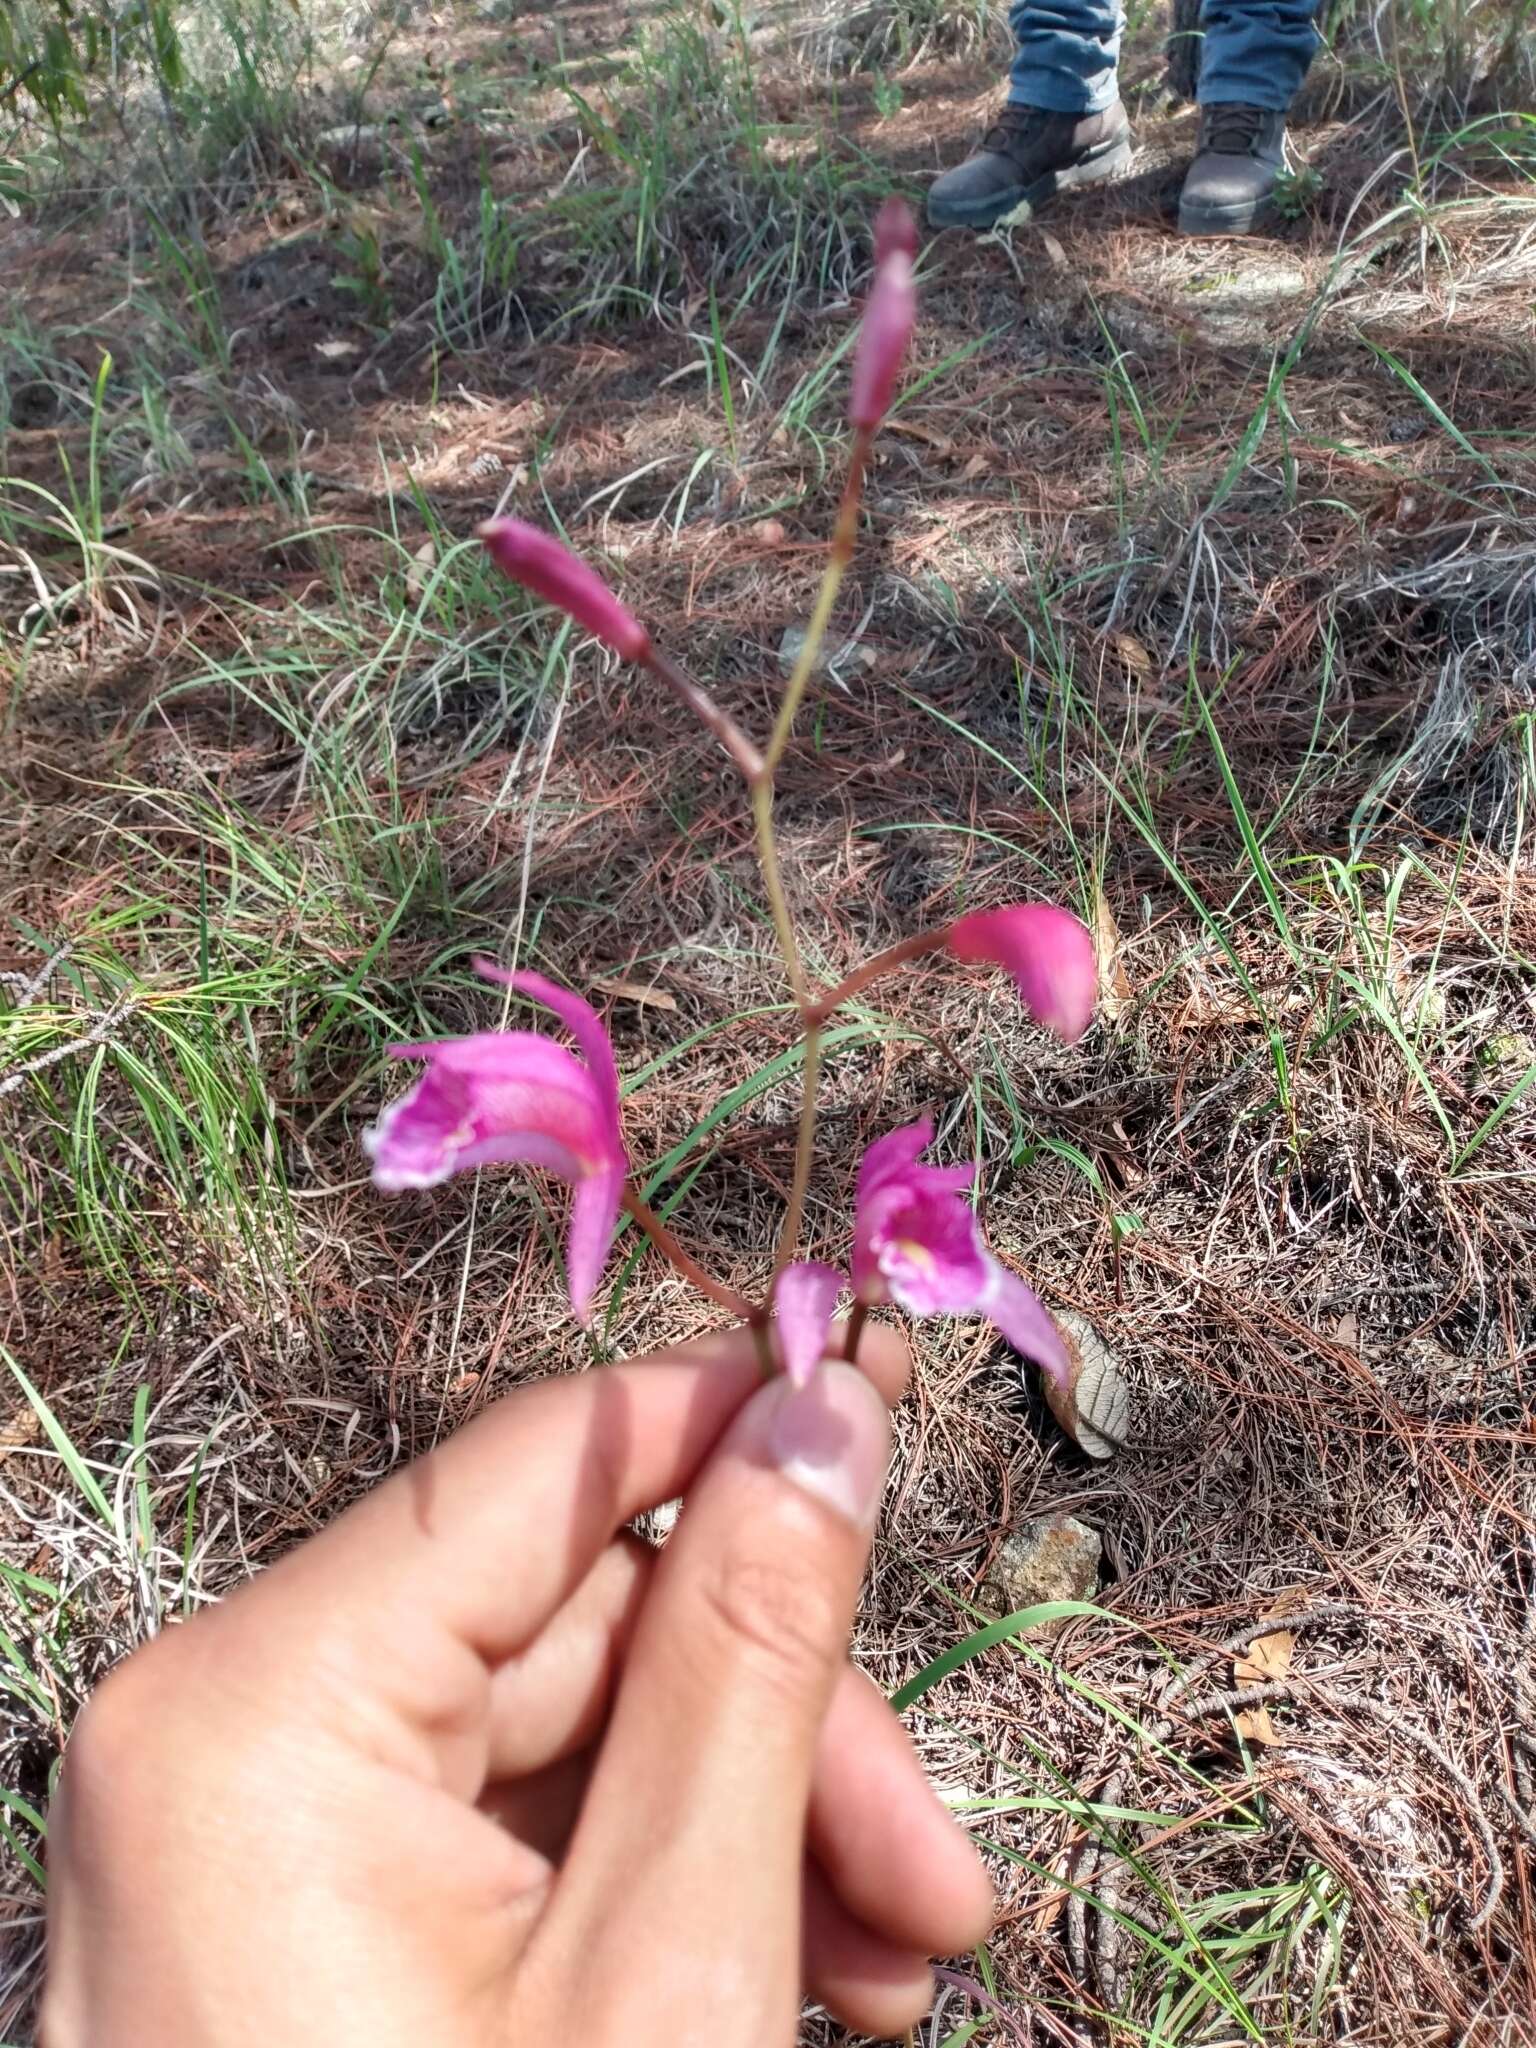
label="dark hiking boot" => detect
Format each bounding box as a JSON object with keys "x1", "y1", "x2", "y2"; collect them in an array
[
  {"x1": 1178, "y1": 103, "x2": 1288, "y2": 235},
  {"x1": 927, "y1": 102, "x2": 1133, "y2": 231}
]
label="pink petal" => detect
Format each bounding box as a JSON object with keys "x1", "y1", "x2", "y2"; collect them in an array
[
  {"x1": 775, "y1": 1261, "x2": 843, "y2": 1388},
  {"x1": 947, "y1": 903, "x2": 1098, "y2": 1044},
  {"x1": 566, "y1": 1165, "x2": 626, "y2": 1326},
  {"x1": 365, "y1": 975, "x2": 631, "y2": 1326},
  {"x1": 478, "y1": 519, "x2": 650, "y2": 663},
  {"x1": 363, "y1": 1059, "x2": 587, "y2": 1191},
  {"x1": 474, "y1": 961, "x2": 623, "y2": 1134},
  {"x1": 868, "y1": 1184, "x2": 988, "y2": 1316},
  {"x1": 411, "y1": 1030, "x2": 614, "y2": 1161},
  {"x1": 852, "y1": 1119, "x2": 981, "y2": 1306},
  {"x1": 848, "y1": 244, "x2": 916, "y2": 432},
  {"x1": 874, "y1": 195, "x2": 918, "y2": 265},
  {"x1": 979, "y1": 1258, "x2": 1071, "y2": 1392},
  {"x1": 855, "y1": 1117, "x2": 936, "y2": 1204}
]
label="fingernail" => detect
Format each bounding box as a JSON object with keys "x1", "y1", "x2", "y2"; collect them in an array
[{"x1": 761, "y1": 1363, "x2": 890, "y2": 1529}]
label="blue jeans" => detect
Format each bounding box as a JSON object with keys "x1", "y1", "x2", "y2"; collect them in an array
[{"x1": 1008, "y1": 0, "x2": 1319, "y2": 114}]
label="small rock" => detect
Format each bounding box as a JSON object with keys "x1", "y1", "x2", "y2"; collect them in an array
[
  {"x1": 315, "y1": 124, "x2": 391, "y2": 178},
  {"x1": 1479, "y1": 1029, "x2": 1536, "y2": 1085},
  {"x1": 980, "y1": 1514, "x2": 1101, "y2": 1628},
  {"x1": 777, "y1": 623, "x2": 875, "y2": 681}
]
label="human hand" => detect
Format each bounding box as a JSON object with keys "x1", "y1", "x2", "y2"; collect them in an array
[{"x1": 41, "y1": 1324, "x2": 992, "y2": 2046}]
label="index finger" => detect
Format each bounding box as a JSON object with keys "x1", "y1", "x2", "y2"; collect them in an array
[{"x1": 216, "y1": 1319, "x2": 910, "y2": 1675}]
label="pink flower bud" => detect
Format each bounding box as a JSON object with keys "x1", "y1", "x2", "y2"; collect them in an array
[
  {"x1": 774, "y1": 1261, "x2": 842, "y2": 1388},
  {"x1": 478, "y1": 518, "x2": 651, "y2": 663},
  {"x1": 849, "y1": 208, "x2": 917, "y2": 433},
  {"x1": 947, "y1": 903, "x2": 1098, "y2": 1044},
  {"x1": 874, "y1": 195, "x2": 919, "y2": 265}
]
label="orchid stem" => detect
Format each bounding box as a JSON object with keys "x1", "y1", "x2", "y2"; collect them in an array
[
  {"x1": 751, "y1": 1320, "x2": 776, "y2": 1380},
  {"x1": 750, "y1": 778, "x2": 808, "y2": 1008},
  {"x1": 808, "y1": 924, "x2": 953, "y2": 1025},
  {"x1": 621, "y1": 1188, "x2": 761, "y2": 1322},
  {"x1": 773, "y1": 1018, "x2": 820, "y2": 1276},
  {"x1": 762, "y1": 428, "x2": 871, "y2": 776},
  {"x1": 644, "y1": 646, "x2": 765, "y2": 782},
  {"x1": 751, "y1": 428, "x2": 874, "y2": 1283},
  {"x1": 844, "y1": 1300, "x2": 869, "y2": 1363},
  {"x1": 647, "y1": 430, "x2": 876, "y2": 1302}
]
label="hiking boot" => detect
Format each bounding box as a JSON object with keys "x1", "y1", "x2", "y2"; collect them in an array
[
  {"x1": 927, "y1": 102, "x2": 1133, "y2": 231},
  {"x1": 1178, "y1": 104, "x2": 1288, "y2": 235}
]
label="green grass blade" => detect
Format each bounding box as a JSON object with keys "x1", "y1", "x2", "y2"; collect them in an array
[
  {"x1": 2, "y1": 1348, "x2": 113, "y2": 1525},
  {"x1": 892, "y1": 1602, "x2": 1105, "y2": 1711}
]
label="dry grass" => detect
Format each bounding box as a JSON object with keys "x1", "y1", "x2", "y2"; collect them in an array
[{"x1": 3, "y1": 0, "x2": 1536, "y2": 2041}]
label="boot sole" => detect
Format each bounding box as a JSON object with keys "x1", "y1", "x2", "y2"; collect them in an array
[
  {"x1": 1177, "y1": 191, "x2": 1274, "y2": 235},
  {"x1": 927, "y1": 134, "x2": 1133, "y2": 231}
]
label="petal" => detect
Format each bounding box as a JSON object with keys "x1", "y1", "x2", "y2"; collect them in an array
[
  {"x1": 363, "y1": 1067, "x2": 474, "y2": 1190},
  {"x1": 775, "y1": 1262, "x2": 843, "y2": 1388},
  {"x1": 364, "y1": 1064, "x2": 587, "y2": 1191},
  {"x1": 410, "y1": 1029, "x2": 598, "y2": 1094},
  {"x1": 876, "y1": 1188, "x2": 989, "y2": 1315},
  {"x1": 855, "y1": 1118, "x2": 936, "y2": 1205},
  {"x1": 473, "y1": 962, "x2": 624, "y2": 1141},
  {"x1": 947, "y1": 903, "x2": 1098, "y2": 1044},
  {"x1": 979, "y1": 1257, "x2": 1071, "y2": 1391},
  {"x1": 477, "y1": 519, "x2": 650, "y2": 662},
  {"x1": 566, "y1": 1165, "x2": 625, "y2": 1326},
  {"x1": 853, "y1": 1119, "x2": 978, "y2": 1302},
  {"x1": 431, "y1": 1032, "x2": 612, "y2": 1164}
]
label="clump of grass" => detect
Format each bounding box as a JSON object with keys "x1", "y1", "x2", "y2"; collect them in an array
[{"x1": 418, "y1": 5, "x2": 893, "y2": 344}]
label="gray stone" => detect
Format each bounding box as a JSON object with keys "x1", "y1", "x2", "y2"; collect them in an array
[
  {"x1": 980, "y1": 1514, "x2": 1102, "y2": 1628},
  {"x1": 315, "y1": 125, "x2": 392, "y2": 178},
  {"x1": 777, "y1": 622, "x2": 875, "y2": 681}
]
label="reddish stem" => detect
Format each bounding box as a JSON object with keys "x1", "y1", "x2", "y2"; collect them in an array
[
  {"x1": 621, "y1": 1188, "x2": 761, "y2": 1322},
  {"x1": 644, "y1": 647, "x2": 765, "y2": 781},
  {"x1": 843, "y1": 1300, "x2": 870, "y2": 1364},
  {"x1": 808, "y1": 924, "x2": 953, "y2": 1026}
]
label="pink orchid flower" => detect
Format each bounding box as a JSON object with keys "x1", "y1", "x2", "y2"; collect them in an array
[
  {"x1": 774, "y1": 1261, "x2": 843, "y2": 1389},
  {"x1": 852, "y1": 1118, "x2": 1069, "y2": 1391},
  {"x1": 478, "y1": 518, "x2": 651, "y2": 663},
  {"x1": 363, "y1": 959, "x2": 628, "y2": 1326},
  {"x1": 948, "y1": 902, "x2": 1097, "y2": 1044},
  {"x1": 849, "y1": 198, "x2": 917, "y2": 432}
]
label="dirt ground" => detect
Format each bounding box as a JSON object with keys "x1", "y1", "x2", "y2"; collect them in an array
[{"x1": 3, "y1": 1, "x2": 1535, "y2": 2040}]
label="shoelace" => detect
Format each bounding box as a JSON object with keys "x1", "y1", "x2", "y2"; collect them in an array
[{"x1": 1200, "y1": 105, "x2": 1269, "y2": 155}]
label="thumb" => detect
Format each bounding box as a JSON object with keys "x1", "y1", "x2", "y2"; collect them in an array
[{"x1": 535, "y1": 1363, "x2": 890, "y2": 2038}]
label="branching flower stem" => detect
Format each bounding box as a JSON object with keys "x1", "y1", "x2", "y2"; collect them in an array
[
  {"x1": 627, "y1": 430, "x2": 889, "y2": 1320},
  {"x1": 749, "y1": 427, "x2": 874, "y2": 1287}
]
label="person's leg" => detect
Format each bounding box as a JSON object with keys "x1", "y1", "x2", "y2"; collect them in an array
[
  {"x1": 1178, "y1": 0, "x2": 1319, "y2": 232},
  {"x1": 1197, "y1": 0, "x2": 1319, "y2": 106},
  {"x1": 1007, "y1": 0, "x2": 1124, "y2": 115},
  {"x1": 927, "y1": 0, "x2": 1131, "y2": 230}
]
